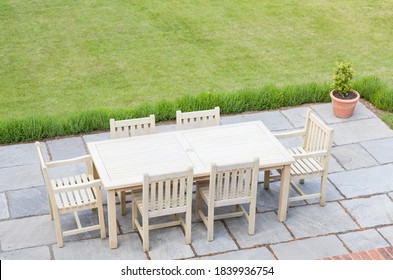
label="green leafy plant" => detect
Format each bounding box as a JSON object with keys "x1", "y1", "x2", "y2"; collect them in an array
[{"x1": 332, "y1": 62, "x2": 354, "y2": 98}]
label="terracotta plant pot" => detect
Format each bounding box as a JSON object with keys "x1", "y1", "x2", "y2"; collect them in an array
[{"x1": 330, "y1": 89, "x2": 360, "y2": 118}]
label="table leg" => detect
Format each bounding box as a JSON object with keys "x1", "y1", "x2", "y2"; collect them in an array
[
  {"x1": 277, "y1": 164, "x2": 291, "y2": 222},
  {"x1": 107, "y1": 190, "x2": 118, "y2": 249}
]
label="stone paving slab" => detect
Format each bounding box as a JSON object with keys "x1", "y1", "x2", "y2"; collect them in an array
[
  {"x1": 361, "y1": 138, "x2": 393, "y2": 164},
  {"x1": 0, "y1": 142, "x2": 49, "y2": 168},
  {"x1": 8, "y1": 186, "x2": 49, "y2": 218},
  {"x1": 0, "y1": 193, "x2": 9, "y2": 220},
  {"x1": 191, "y1": 221, "x2": 238, "y2": 256},
  {"x1": 330, "y1": 118, "x2": 393, "y2": 145},
  {"x1": 294, "y1": 177, "x2": 344, "y2": 204},
  {"x1": 341, "y1": 195, "x2": 393, "y2": 228},
  {"x1": 53, "y1": 234, "x2": 147, "y2": 260},
  {"x1": 311, "y1": 102, "x2": 376, "y2": 124},
  {"x1": 196, "y1": 247, "x2": 275, "y2": 260},
  {"x1": 280, "y1": 107, "x2": 307, "y2": 128},
  {"x1": 221, "y1": 111, "x2": 293, "y2": 131},
  {"x1": 83, "y1": 132, "x2": 110, "y2": 143},
  {"x1": 270, "y1": 235, "x2": 349, "y2": 260},
  {"x1": 0, "y1": 246, "x2": 51, "y2": 260},
  {"x1": 338, "y1": 229, "x2": 389, "y2": 253},
  {"x1": 377, "y1": 225, "x2": 393, "y2": 244},
  {"x1": 225, "y1": 212, "x2": 293, "y2": 248},
  {"x1": 284, "y1": 202, "x2": 359, "y2": 239},
  {"x1": 0, "y1": 215, "x2": 56, "y2": 251},
  {"x1": 0, "y1": 164, "x2": 44, "y2": 192},
  {"x1": 46, "y1": 137, "x2": 87, "y2": 160},
  {"x1": 331, "y1": 144, "x2": 378, "y2": 170},
  {"x1": 328, "y1": 164, "x2": 393, "y2": 198},
  {"x1": 147, "y1": 227, "x2": 195, "y2": 260}
]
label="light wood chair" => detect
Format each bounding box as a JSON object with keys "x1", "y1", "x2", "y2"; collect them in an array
[
  {"x1": 131, "y1": 168, "x2": 194, "y2": 252},
  {"x1": 35, "y1": 142, "x2": 106, "y2": 248},
  {"x1": 176, "y1": 107, "x2": 220, "y2": 130},
  {"x1": 264, "y1": 108, "x2": 334, "y2": 206},
  {"x1": 195, "y1": 159, "x2": 260, "y2": 241},
  {"x1": 109, "y1": 114, "x2": 156, "y2": 215}
]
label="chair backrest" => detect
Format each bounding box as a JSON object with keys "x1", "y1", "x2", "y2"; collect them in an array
[
  {"x1": 110, "y1": 115, "x2": 155, "y2": 139},
  {"x1": 176, "y1": 107, "x2": 220, "y2": 130},
  {"x1": 142, "y1": 168, "x2": 194, "y2": 215},
  {"x1": 302, "y1": 109, "x2": 334, "y2": 165},
  {"x1": 209, "y1": 159, "x2": 259, "y2": 202}
]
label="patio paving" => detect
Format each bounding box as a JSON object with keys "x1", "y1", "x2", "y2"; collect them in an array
[{"x1": 0, "y1": 102, "x2": 392, "y2": 260}]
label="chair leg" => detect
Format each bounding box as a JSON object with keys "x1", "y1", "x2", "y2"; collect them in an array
[
  {"x1": 95, "y1": 188, "x2": 107, "y2": 238},
  {"x1": 131, "y1": 200, "x2": 137, "y2": 230},
  {"x1": 207, "y1": 204, "x2": 214, "y2": 241},
  {"x1": 319, "y1": 173, "x2": 328, "y2": 207},
  {"x1": 47, "y1": 194, "x2": 54, "y2": 220},
  {"x1": 53, "y1": 209, "x2": 64, "y2": 248},
  {"x1": 121, "y1": 191, "x2": 127, "y2": 215},
  {"x1": 248, "y1": 201, "x2": 257, "y2": 235},
  {"x1": 185, "y1": 209, "x2": 192, "y2": 245},
  {"x1": 264, "y1": 171, "x2": 270, "y2": 190},
  {"x1": 195, "y1": 188, "x2": 202, "y2": 221},
  {"x1": 299, "y1": 179, "x2": 305, "y2": 184},
  {"x1": 142, "y1": 214, "x2": 149, "y2": 252}
]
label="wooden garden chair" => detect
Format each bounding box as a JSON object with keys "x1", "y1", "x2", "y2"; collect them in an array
[
  {"x1": 176, "y1": 106, "x2": 220, "y2": 130},
  {"x1": 195, "y1": 159, "x2": 260, "y2": 241},
  {"x1": 109, "y1": 114, "x2": 156, "y2": 215},
  {"x1": 131, "y1": 168, "x2": 194, "y2": 252},
  {"x1": 264, "y1": 108, "x2": 334, "y2": 206},
  {"x1": 35, "y1": 142, "x2": 106, "y2": 248}
]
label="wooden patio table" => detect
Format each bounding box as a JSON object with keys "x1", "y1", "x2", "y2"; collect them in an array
[{"x1": 87, "y1": 121, "x2": 294, "y2": 249}]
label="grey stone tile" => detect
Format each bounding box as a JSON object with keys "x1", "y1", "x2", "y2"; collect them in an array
[
  {"x1": 191, "y1": 221, "x2": 237, "y2": 256},
  {"x1": 275, "y1": 134, "x2": 302, "y2": 149},
  {"x1": 328, "y1": 164, "x2": 393, "y2": 198},
  {"x1": 47, "y1": 137, "x2": 86, "y2": 160},
  {"x1": 361, "y1": 138, "x2": 393, "y2": 164},
  {"x1": 148, "y1": 227, "x2": 195, "y2": 259},
  {"x1": 8, "y1": 186, "x2": 49, "y2": 218},
  {"x1": 53, "y1": 234, "x2": 147, "y2": 260},
  {"x1": 0, "y1": 142, "x2": 49, "y2": 168},
  {"x1": 0, "y1": 215, "x2": 56, "y2": 251},
  {"x1": 0, "y1": 164, "x2": 44, "y2": 192},
  {"x1": 284, "y1": 203, "x2": 358, "y2": 238},
  {"x1": 197, "y1": 247, "x2": 276, "y2": 260},
  {"x1": 377, "y1": 225, "x2": 393, "y2": 244},
  {"x1": 341, "y1": 195, "x2": 393, "y2": 228},
  {"x1": 0, "y1": 246, "x2": 51, "y2": 260},
  {"x1": 221, "y1": 111, "x2": 293, "y2": 131},
  {"x1": 257, "y1": 181, "x2": 306, "y2": 212},
  {"x1": 0, "y1": 193, "x2": 9, "y2": 219},
  {"x1": 225, "y1": 212, "x2": 292, "y2": 248},
  {"x1": 328, "y1": 156, "x2": 345, "y2": 173},
  {"x1": 298, "y1": 177, "x2": 344, "y2": 203},
  {"x1": 311, "y1": 102, "x2": 376, "y2": 124},
  {"x1": 156, "y1": 124, "x2": 176, "y2": 133},
  {"x1": 338, "y1": 229, "x2": 389, "y2": 252},
  {"x1": 330, "y1": 118, "x2": 393, "y2": 145},
  {"x1": 83, "y1": 132, "x2": 110, "y2": 143},
  {"x1": 271, "y1": 235, "x2": 348, "y2": 260},
  {"x1": 280, "y1": 107, "x2": 308, "y2": 128},
  {"x1": 331, "y1": 144, "x2": 378, "y2": 170}
]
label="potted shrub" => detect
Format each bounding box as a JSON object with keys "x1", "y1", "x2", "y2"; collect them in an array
[{"x1": 330, "y1": 62, "x2": 360, "y2": 118}]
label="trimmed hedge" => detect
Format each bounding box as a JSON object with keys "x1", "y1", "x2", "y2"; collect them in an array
[{"x1": 1, "y1": 76, "x2": 392, "y2": 144}]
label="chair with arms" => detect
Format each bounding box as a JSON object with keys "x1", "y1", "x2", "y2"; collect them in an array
[
  {"x1": 131, "y1": 168, "x2": 194, "y2": 252},
  {"x1": 35, "y1": 142, "x2": 106, "y2": 247},
  {"x1": 264, "y1": 108, "x2": 334, "y2": 206},
  {"x1": 109, "y1": 114, "x2": 156, "y2": 215},
  {"x1": 195, "y1": 159, "x2": 260, "y2": 241},
  {"x1": 176, "y1": 107, "x2": 220, "y2": 130}
]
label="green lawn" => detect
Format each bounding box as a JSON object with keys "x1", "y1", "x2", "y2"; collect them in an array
[{"x1": 1, "y1": 0, "x2": 393, "y2": 119}]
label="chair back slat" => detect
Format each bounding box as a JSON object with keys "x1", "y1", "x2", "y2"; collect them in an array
[
  {"x1": 176, "y1": 107, "x2": 220, "y2": 130},
  {"x1": 210, "y1": 159, "x2": 259, "y2": 202},
  {"x1": 303, "y1": 109, "x2": 334, "y2": 165},
  {"x1": 110, "y1": 115, "x2": 155, "y2": 139},
  {"x1": 143, "y1": 169, "x2": 193, "y2": 213}
]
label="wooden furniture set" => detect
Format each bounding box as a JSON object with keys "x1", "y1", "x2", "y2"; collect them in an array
[{"x1": 35, "y1": 107, "x2": 333, "y2": 251}]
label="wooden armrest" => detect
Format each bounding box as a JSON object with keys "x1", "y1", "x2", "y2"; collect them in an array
[
  {"x1": 46, "y1": 155, "x2": 92, "y2": 168},
  {"x1": 292, "y1": 150, "x2": 328, "y2": 160},
  {"x1": 52, "y1": 179, "x2": 101, "y2": 193},
  {"x1": 273, "y1": 129, "x2": 305, "y2": 139}
]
